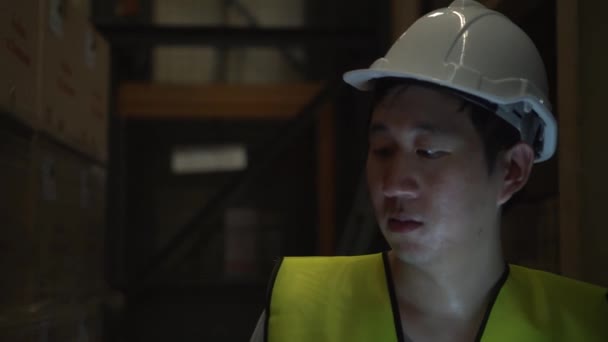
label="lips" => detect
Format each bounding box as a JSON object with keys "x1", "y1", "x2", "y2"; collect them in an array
[{"x1": 387, "y1": 217, "x2": 423, "y2": 233}]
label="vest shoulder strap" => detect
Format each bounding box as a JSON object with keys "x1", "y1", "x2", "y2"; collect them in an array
[
  {"x1": 267, "y1": 253, "x2": 399, "y2": 342},
  {"x1": 481, "y1": 265, "x2": 608, "y2": 341}
]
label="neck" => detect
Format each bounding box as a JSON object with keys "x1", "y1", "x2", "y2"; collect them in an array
[{"x1": 388, "y1": 234, "x2": 505, "y2": 320}]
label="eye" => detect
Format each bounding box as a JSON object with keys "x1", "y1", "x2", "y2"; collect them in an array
[{"x1": 416, "y1": 149, "x2": 448, "y2": 159}]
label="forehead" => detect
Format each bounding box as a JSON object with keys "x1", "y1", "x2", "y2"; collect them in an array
[{"x1": 371, "y1": 84, "x2": 472, "y2": 132}]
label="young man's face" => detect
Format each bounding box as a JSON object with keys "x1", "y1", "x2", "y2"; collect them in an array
[{"x1": 367, "y1": 85, "x2": 507, "y2": 265}]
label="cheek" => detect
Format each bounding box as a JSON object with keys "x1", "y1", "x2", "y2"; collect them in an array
[
  {"x1": 425, "y1": 160, "x2": 477, "y2": 202},
  {"x1": 429, "y1": 163, "x2": 495, "y2": 224},
  {"x1": 366, "y1": 159, "x2": 385, "y2": 209}
]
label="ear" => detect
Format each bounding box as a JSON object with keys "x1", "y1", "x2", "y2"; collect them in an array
[{"x1": 497, "y1": 142, "x2": 535, "y2": 206}]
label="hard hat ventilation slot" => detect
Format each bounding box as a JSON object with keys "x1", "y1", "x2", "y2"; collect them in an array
[
  {"x1": 511, "y1": 110, "x2": 523, "y2": 119},
  {"x1": 519, "y1": 110, "x2": 544, "y2": 157}
]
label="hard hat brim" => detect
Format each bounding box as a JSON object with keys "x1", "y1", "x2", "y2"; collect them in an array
[
  {"x1": 343, "y1": 69, "x2": 423, "y2": 91},
  {"x1": 343, "y1": 68, "x2": 557, "y2": 163}
]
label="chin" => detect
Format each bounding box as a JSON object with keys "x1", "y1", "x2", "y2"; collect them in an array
[{"x1": 388, "y1": 241, "x2": 436, "y2": 265}]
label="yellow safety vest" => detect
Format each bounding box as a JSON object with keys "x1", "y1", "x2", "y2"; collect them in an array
[{"x1": 267, "y1": 253, "x2": 608, "y2": 341}]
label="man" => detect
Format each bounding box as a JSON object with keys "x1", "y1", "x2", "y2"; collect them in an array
[{"x1": 250, "y1": 1, "x2": 608, "y2": 341}]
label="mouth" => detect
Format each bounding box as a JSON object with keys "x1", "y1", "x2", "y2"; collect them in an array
[{"x1": 387, "y1": 217, "x2": 423, "y2": 233}]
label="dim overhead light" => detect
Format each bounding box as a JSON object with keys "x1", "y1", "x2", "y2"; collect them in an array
[{"x1": 171, "y1": 145, "x2": 248, "y2": 174}]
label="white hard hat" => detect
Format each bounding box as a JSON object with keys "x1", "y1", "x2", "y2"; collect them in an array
[{"x1": 344, "y1": 0, "x2": 557, "y2": 162}]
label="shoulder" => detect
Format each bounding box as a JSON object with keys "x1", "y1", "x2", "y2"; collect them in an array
[
  {"x1": 506, "y1": 264, "x2": 608, "y2": 339},
  {"x1": 270, "y1": 253, "x2": 387, "y2": 303},
  {"x1": 509, "y1": 264, "x2": 607, "y2": 301},
  {"x1": 276, "y1": 253, "x2": 386, "y2": 288},
  {"x1": 265, "y1": 253, "x2": 398, "y2": 341},
  {"x1": 278, "y1": 254, "x2": 383, "y2": 272}
]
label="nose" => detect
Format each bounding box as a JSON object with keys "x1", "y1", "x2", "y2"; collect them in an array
[{"x1": 382, "y1": 154, "x2": 420, "y2": 199}]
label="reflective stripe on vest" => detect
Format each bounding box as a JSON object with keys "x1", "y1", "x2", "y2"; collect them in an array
[{"x1": 267, "y1": 253, "x2": 608, "y2": 342}]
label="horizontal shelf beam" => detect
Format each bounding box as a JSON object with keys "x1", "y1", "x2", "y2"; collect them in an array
[
  {"x1": 118, "y1": 82, "x2": 324, "y2": 120},
  {"x1": 96, "y1": 24, "x2": 377, "y2": 47}
]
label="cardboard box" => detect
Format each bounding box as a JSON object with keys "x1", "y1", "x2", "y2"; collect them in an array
[
  {"x1": 1, "y1": 0, "x2": 109, "y2": 163},
  {"x1": 79, "y1": 164, "x2": 107, "y2": 293},
  {"x1": 0, "y1": 303, "x2": 51, "y2": 342},
  {"x1": 38, "y1": 0, "x2": 89, "y2": 151},
  {"x1": 79, "y1": 25, "x2": 110, "y2": 163},
  {"x1": 0, "y1": 0, "x2": 42, "y2": 128},
  {"x1": 33, "y1": 137, "x2": 85, "y2": 301},
  {"x1": 0, "y1": 127, "x2": 39, "y2": 309},
  {"x1": 33, "y1": 136, "x2": 107, "y2": 300},
  {"x1": 0, "y1": 126, "x2": 106, "y2": 309},
  {"x1": 0, "y1": 300, "x2": 103, "y2": 342}
]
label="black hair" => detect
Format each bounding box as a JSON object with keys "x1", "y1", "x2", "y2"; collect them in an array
[{"x1": 369, "y1": 78, "x2": 521, "y2": 173}]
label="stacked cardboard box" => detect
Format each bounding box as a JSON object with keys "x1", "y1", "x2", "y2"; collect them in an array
[
  {"x1": 0, "y1": 1, "x2": 109, "y2": 340},
  {"x1": 0, "y1": 0, "x2": 109, "y2": 163},
  {"x1": 0, "y1": 132, "x2": 107, "y2": 339},
  {"x1": 80, "y1": 25, "x2": 110, "y2": 163},
  {"x1": 0, "y1": 0, "x2": 41, "y2": 128},
  {"x1": 0, "y1": 127, "x2": 39, "y2": 309},
  {"x1": 0, "y1": 299, "x2": 103, "y2": 342},
  {"x1": 34, "y1": 136, "x2": 107, "y2": 301}
]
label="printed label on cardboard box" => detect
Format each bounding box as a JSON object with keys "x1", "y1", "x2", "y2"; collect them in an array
[
  {"x1": 5, "y1": 37, "x2": 32, "y2": 67},
  {"x1": 84, "y1": 28, "x2": 96, "y2": 68},
  {"x1": 49, "y1": 0, "x2": 65, "y2": 37}
]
